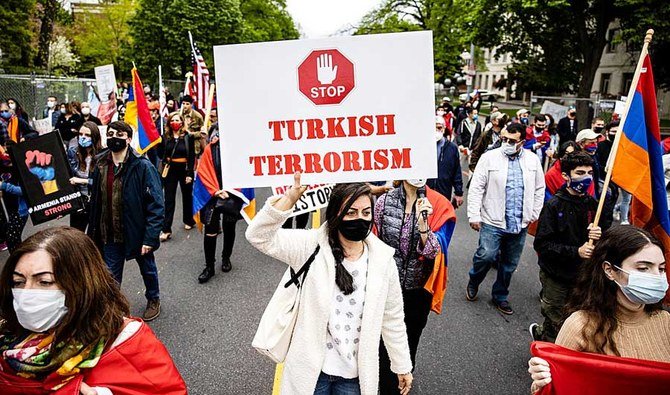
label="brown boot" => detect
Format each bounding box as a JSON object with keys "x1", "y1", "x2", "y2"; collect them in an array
[{"x1": 143, "y1": 298, "x2": 161, "y2": 321}]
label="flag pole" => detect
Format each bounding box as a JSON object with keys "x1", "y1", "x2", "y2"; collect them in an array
[
  {"x1": 158, "y1": 65, "x2": 164, "y2": 134},
  {"x1": 590, "y1": 29, "x2": 654, "y2": 239},
  {"x1": 201, "y1": 83, "x2": 216, "y2": 135}
]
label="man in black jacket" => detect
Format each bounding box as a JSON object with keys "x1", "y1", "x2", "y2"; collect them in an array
[
  {"x1": 530, "y1": 151, "x2": 603, "y2": 342},
  {"x1": 557, "y1": 107, "x2": 578, "y2": 143},
  {"x1": 87, "y1": 121, "x2": 165, "y2": 321}
]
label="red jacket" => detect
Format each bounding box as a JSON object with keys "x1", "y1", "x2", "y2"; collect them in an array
[{"x1": 0, "y1": 319, "x2": 186, "y2": 395}]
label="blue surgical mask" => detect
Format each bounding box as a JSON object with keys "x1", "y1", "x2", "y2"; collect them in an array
[
  {"x1": 613, "y1": 265, "x2": 668, "y2": 305},
  {"x1": 473, "y1": 115, "x2": 479, "y2": 122},
  {"x1": 568, "y1": 174, "x2": 592, "y2": 194},
  {"x1": 78, "y1": 136, "x2": 92, "y2": 148},
  {"x1": 0, "y1": 111, "x2": 11, "y2": 120}
]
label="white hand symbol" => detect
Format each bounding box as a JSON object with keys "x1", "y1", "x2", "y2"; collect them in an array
[{"x1": 316, "y1": 53, "x2": 338, "y2": 85}]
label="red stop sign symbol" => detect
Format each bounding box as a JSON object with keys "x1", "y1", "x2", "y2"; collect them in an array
[{"x1": 298, "y1": 49, "x2": 355, "y2": 105}]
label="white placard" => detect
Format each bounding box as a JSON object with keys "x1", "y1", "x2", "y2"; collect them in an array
[
  {"x1": 540, "y1": 100, "x2": 570, "y2": 123},
  {"x1": 214, "y1": 31, "x2": 437, "y2": 189},
  {"x1": 614, "y1": 100, "x2": 626, "y2": 115},
  {"x1": 32, "y1": 117, "x2": 53, "y2": 135},
  {"x1": 272, "y1": 184, "x2": 335, "y2": 217},
  {"x1": 94, "y1": 64, "x2": 116, "y2": 103}
]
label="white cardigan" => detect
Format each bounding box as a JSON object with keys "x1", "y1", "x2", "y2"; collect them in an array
[
  {"x1": 246, "y1": 197, "x2": 412, "y2": 395},
  {"x1": 467, "y1": 147, "x2": 545, "y2": 229}
]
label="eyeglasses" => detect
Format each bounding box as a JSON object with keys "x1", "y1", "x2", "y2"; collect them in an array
[
  {"x1": 501, "y1": 137, "x2": 521, "y2": 144},
  {"x1": 106, "y1": 130, "x2": 128, "y2": 138}
]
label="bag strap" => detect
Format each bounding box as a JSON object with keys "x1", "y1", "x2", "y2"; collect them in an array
[{"x1": 284, "y1": 245, "x2": 320, "y2": 289}]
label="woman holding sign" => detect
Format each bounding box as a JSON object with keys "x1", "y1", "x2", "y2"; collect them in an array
[
  {"x1": 528, "y1": 225, "x2": 670, "y2": 393},
  {"x1": 246, "y1": 173, "x2": 414, "y2": 395}
]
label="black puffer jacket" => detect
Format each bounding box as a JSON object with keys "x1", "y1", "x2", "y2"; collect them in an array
[{"x1": 533, "y1": 188, "x2": 603, "y2": 284}]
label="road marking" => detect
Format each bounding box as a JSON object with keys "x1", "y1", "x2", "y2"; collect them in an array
[{"x1": 271, "y1": 209, "x2": 322, "y2": 394}]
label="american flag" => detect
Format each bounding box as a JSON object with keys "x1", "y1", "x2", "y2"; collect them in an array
[{"x1": 188, "y1": 32, "x2": 210, "y2": 110}]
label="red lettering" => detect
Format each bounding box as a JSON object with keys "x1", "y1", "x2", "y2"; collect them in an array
[
  {"x1": 373, "y1": 149, "x2": 389, "y2": 170},
  {"x1": 342, "y1": 151, "x2": 362, "y2": 171},
  {"x1": 268, "y1": 121, "x2": 284, "y2": 141},
  {"x1": 323, "y1": 152, "x2": 342, "y2": 172},
  {"x1": 347, "y1": 116, "x2": 358, "y2": 137},
  {"x1": 361, "y1": 150, "x2": 373, "y2": 170},
  {"x1": 283, "y1": 154, "x2": 303, "y2": 175},
  {"x1": 390, "y1": 148, "x2": 411, "y2": 169},
  {"x1": 249, "y1": 156, "x2": 266, "y2": 176},
  {"x1": 287, "y1": 119, "x2": 303, "y2": 140},
  {"x1": 306, "y1": 119, "x2": 325, "y2": 139},
  {"x1": 376, "y1": 114, "x2": 396, "y2": 135},
  {"x1": 267, "y1": 155, "x2": 284, "y2": 175},
  {"x1": 326, "y1": 117, "x2": 346, "y2": 138},
  {"x1": 358, "y1": 115, "x2": 374, "y2": 136},
  {"x1": 305, "y1": 153, "x2": 323, "y2": 173}
]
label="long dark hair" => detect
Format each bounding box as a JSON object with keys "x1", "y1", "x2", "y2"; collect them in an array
[
  {"x1": 565, "y1": 225, "x2": 665, "y2": 356},
  {"x1": 76, "y1": 121, "x2": 102, "y2": 171},
  {"x1": 325, "y1": 183, "x2": 373, "y2": 295},
  {"x1": 0, "y1": 227, "x2": 130, "y2": 345}
]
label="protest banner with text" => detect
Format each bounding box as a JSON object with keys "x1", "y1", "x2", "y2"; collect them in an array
[
  {"x1": 214, "y1": 31, "x2": 436, "y2": 188},
  {"x1": 272, "y1": 184, "x2": 335, "y2": 217}
]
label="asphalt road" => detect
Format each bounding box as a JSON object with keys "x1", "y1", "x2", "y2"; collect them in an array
[{"x1": 2, "y1": 186, "x2": 542, "y2": 394}]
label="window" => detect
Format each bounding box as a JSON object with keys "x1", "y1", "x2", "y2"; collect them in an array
[
  {"x1": 485, "y1": 75, "x2": 490, "y2": 90},
  {"x1": 607, "y1": 28, "x2": 620, "y2": 53},
  {"x1": 621, "y1": 73, "x2": 634, "y2": 95},
  {"x1": 600, "y1": 73, "x2": 612, "y2": 94}
]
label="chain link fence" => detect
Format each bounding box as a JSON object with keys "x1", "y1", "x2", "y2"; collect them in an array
[{"x1": 0, "y1": 75, "x2": 96, "y2": 120}]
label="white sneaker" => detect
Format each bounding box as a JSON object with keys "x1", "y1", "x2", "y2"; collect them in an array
[{"x1": 621, "y1": 220, "x2": 630, "y2": 225}]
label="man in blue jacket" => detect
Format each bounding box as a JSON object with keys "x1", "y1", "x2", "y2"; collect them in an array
[
  {"x1": 428, "y1": 116, "x2": 464, "y2": 207},
  {"x1": 87, "y1": 121, "x2": 165, "y2": 321}
]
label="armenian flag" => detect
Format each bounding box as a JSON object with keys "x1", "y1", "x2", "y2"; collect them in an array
[
  {"x1": 423, "y1": 186, "x2": 456, "y2": 314},
  {"x1": 608, "y1": 33, "x2": 670, "y2": 300},
  {"x1": 193, "y1": 142, "x2": 256, "y2": 227},
  {"x1": 125, "y1": 67, "x2": 161, "y2": 154}
]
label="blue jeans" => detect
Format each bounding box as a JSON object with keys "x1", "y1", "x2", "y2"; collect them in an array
[
  {"x1": 469, "y1": 223, "x2": 527, "y2": 303},
  {"x1": 313, "y1": 372, "x2": 360, "y2": 395},
  {"x1": 103, "y1": 242, "x2": 160, "y2": 301}
]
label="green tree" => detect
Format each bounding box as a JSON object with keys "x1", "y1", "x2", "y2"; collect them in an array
[
  {"x1": 36, "y1": 0, "x2": 70, "y2": 68},
  {"x1": 69, "y1": 0, "x2": 136, "y2": 78},
  {"x1": 354, "y1": 0, "x2": 470, "y2": 84},
  {"x1": 240, "y1": 0, "x2": 299, "y2": 43},
  {"x1": 128, "y1": 0, "x2": 244, "y2": 81},
  {"x1": 472, "y1": 0, "x2": 670, "y2": 124},
  {"x1": 0, "y1": 0, "x2": 36, "y2": 73}
]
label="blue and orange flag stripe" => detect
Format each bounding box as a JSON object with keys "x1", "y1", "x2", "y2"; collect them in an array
[
  {"x1": 610, "y1": 52, "x2": 670, "y2": 300},
  {"x1": 125, "y1": 67, "x2": 162, "y2": 154}
]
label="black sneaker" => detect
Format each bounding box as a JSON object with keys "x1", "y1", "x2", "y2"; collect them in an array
[
  {"x1": 198, "y1": 267, "x2": 214, "y2": 283},
  {"x1": 466, "y1": 282, "x2": 478, "y2": 301},
  {"x1": 221, "y1": 257, "x2": 232, "y2": 273},
  {"x1": 493, "y1": 299, "x2": 514, "y2": 315},
  {"x1": 529, "y1": 323, "x2": 541, "y2": 341}
]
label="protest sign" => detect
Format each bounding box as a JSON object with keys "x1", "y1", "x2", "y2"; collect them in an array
[
  {"x1": 32, "y1": 117, "x2": 53, "y2": 135},
  {"x1": 540, "y1": 100, "x2": 569, "y2": 123},
  {"x1": 214, "y1": 31, "x2": 436, "y2": 188},
  {"x1": 95, "y1": 64, "x2": 116, "y2": 102},
  {"x1": 272, "y1": 184, "x2": 335, "y2": 217},
  {"x1": 9, "y1": 133, "x2": 84, "y2": 225}
]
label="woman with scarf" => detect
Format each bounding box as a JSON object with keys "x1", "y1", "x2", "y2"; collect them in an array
[
  {"x1": 246, "y1": 174, "x2": 414, "y2": 395},
  {"x1": 0, "y1": 227, "x2": 186, "y2": 394},
  {"x1": 158, "y1": 112, "x2": 196, "y2": 241},
  {"x1": 374, "y1": 179, "x2": 456, "y2": 394},
  {"x1": 68, "y1": 122, "x2": 103, "y2": 232},
  {"x1": 529, "y1": 225, "x2": 670, "y2": 393}
]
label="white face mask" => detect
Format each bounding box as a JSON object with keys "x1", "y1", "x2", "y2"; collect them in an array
[
  {"x1": 81, "y1": 107, "x2": 91, "y2": 115},
  {"x1": 12, "y1": 289, "x2": 68, "y2": 333},
  {"x1": 407, "y1": 179, "x2": 426, "y2": 188},
  {"x1": 47, "y1": 101, "x2": 56, "y2": 109},
  {"x1": 9, "y1": 103, "x2": 16, "y2": 111},
  {"x1": 436, "y1": 110, "x2": 445, "y2": 116},
  {"x1": 435, "y1": 131, "x2": 444, "y2": 142},
  {"x1": 502, "y1": 142, "x2": 521, "y2": 156},
  {"x1": 613, "y1": 265, "x2": 669, "y2": 305}
]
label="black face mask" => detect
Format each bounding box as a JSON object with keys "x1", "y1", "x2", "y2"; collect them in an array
[
  {"x1": 108, "y1": 137, "x2": 128, "y2": 153},
  {"x1": 338, "y1": 218, "x2": 372, "y2": 242},
  {"x1": 593, "y1": 126, "x2": 604, "y2": 133}
]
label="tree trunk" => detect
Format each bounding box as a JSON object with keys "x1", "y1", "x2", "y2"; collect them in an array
[
  {"x1": 36, "y1": 0, "x2": 60, "y2": 69},
  {"x1": 576, "y1": 45, "x2": 604, "y2": 129}
]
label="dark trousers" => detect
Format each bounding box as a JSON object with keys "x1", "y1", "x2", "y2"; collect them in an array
[
  {"x1": 162, "y1": 163, "x2": 195, "y2": 233},
  {"x1": 203, "y1": 207, "x2": 238, "y2": 267},
  {"x1": 103, "y1": 242, "x2": 160, "y2": 301},
  {"x1": 282, "y1": 212, "x2": 309, "y2": 229},
  {"x1": 379, "y1": 288, "x2": 432, "y2": 395},
  {"x1": 69, "y1": 202, "x2": 90, "y2": 232},
  {"x1": 538, "y1": 269, "x2": 570, "y2": 343}
]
